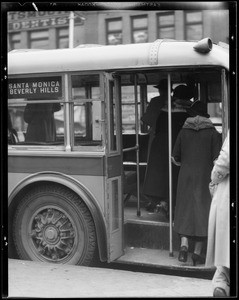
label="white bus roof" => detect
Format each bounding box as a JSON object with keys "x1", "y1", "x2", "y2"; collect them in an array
[{"x1": 8, "y1": 39, "x2": 229, "y2": 75}]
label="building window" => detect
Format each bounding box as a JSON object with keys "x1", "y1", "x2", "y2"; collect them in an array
[
  {"x1": 106, "y1": 18, "x2": 122, "y2": 45},
  {"x1": 131, "y1": 15, "x2": 148, "y2": 43},
  {"x1": 57, "y1": 27, "x2": 69, "y2": 49},
  {"x1": 157, "y1": 13, "x2": 175, "y2": 39},
  {"x1": 185, "y1": 11, "x2": 203, "y2": 41},
  {"x1": 9, "y1": 33, "x2": 21, "y2": 50},
  {"x1": 29, "y1": 30, "x2": 49, "y2": 49}
]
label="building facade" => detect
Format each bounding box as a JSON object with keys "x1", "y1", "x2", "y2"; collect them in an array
[{"x1": 8, "y1": 10, "x2": 229, "y2": 51}]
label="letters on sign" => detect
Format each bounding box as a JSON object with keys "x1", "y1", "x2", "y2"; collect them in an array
[
  {"x1": 8, "y1": 12, "x2": 84, "y2": 31},
  {"x1": 8, "y1": 77, "x2": 62, "y2": 99}
]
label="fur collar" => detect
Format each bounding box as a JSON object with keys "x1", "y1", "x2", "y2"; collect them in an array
[{"x1": 183, "y1": 116, "x2": 214, "y2": 131}]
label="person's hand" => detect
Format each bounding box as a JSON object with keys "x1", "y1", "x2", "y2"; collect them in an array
[{"x1": 209, "y1": 182, "x2": 217, "y2": 198}]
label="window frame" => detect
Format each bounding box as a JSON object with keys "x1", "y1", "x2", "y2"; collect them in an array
[
  {"x1": 157, "y1": 12, "x2": 175, "y2": 39},
  {"x1": 28, "y1": 29, "x2": 49, "y2": 49},
  {"x1": 69, "y1": 71, "x2": 105, "y2": 151},
  {"x1": 9, "y1": 32, "x2": 21, "y2": 51},
  {"x1": 56, "y1": 27, "x2": 69, "y2": 49},
  {"x1": 131, "y1": 15, "x2": 148, "y2": 44},
  {"x1": 184, "y1": 10, "x2": 203, "y2": 41},
  {"x1": 8, "y1": 73, "x2": 66, "y2": 150},
  {"x1": 105, "y1": 18, "x2": 123, "y2": 45}
]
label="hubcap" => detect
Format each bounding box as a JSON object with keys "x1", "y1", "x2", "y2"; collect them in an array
[{"x1": 30, "y1": 208, "x2": 76, "y2": 262}]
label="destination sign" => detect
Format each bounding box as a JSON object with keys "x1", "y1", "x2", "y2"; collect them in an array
[{"x1": 8, "y1": 77, "x2": 62, "y2": 99}]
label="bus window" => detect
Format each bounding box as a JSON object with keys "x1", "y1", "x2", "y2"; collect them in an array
[
  {"x1": 71, "y1": 74, "x2": 103, "y2": 148},
  {"x1": 8, "y1": 99, "x2": 64, "y2": 145},
  {"x1": 8, "y1": 75, "x2": 65, "y2": 146},
  {"x1": 120, "y1": 73, "x2": 147, "y2": 134},
  {"x1": 121, "y1": 85, "x2": 141, "y2": 134},
  {"x1": 208, "y1": 103, "x2": 222, "y2": 133}
]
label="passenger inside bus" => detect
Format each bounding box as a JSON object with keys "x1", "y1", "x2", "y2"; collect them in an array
[
  {"x1": 141, "y1": 79, "x2": 168, "y2": 160},
  {"x1": 8, "y1": 111, "x2": 18, "y2": 144},
  {"x1": 24, "y1": 102, "x2": 61, "y2": 143},
  {"x1": 14, "y1": 113, "x2": 25, "y2": 142},
  {"x1": 142, "y1": 84, "x2": 193, "y2": 217}
]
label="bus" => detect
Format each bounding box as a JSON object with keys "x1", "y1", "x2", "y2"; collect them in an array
[{"x1": 8, "y1": 38, "x2": 229, "y2": 270}]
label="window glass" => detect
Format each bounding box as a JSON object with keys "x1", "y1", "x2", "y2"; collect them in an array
[
  {"x1": 159, "y1": 27, "x2": 175, "y2": 39},
  {"x1": 108, "y1": 19, "x2": 122, "y2": 31},
  {"x1": 107, "y1": 33, "x2": 122, "y2": 45},
  {"x1": 9, "y1": 33, "x2": 21, "y2": 50},
  {"x1": 106, "y1": 18, "x2": 122, "y2": 45},
  {"x1": 185, "y1": 11, "x2": 203, "y2": 40},
  {"x1": 159, "y1": 14, "x2": 174, "y2": 26},
  {"x1": 186, "y1": 11, "x2": 202, "y2": 23},
  {"x1": 132, "y1": 17, "x2": 147, "y2": 28},
  {"x1": 8, "y1": 102, "x2": 64, "y2": 145},
  {"x1": 57, "y1": 28, "x2": 69, "y2": 49},
  {"x1": 121, "y1": 85, "x2": 140, "y2": 133},
  {"x1": 8, "y1": 76, "x2": 64, "y2": 146},
  {"x1": 71, "y1": 74, "x2": 102, "y2": 147},
  {"x1": 133, "y1": 30, "x2": 148, "y2": 43},
  {"x1": 186, "y1": 25, "x2": 203, "y2": 40},
  {"x1": 208, "y1": 103, "x2": 222, "y2": 133},
  {"x1": 29, "y1": 30, "x2": 49, "y2": 49},
  {"x1": 132, "y1": 16, "x2": 148, "y2": 43},
  {"x1": 158, "y1": 13, "x2": 175, "y2": 39}
]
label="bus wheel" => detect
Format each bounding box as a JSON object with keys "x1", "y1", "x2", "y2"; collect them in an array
[{"x1": 12, "y1": 184, "x2": 97, "y2": 266}]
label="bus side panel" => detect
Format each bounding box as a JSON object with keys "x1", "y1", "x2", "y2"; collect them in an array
[
  {"x1": 8, "y1": 172, "x2": 106, "y2": 214},
  {"x1": 8, "y1": 155, "x2": 105, "y2": 176}
]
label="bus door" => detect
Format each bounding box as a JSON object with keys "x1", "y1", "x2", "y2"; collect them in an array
[{"x1": 104, "y1": 72, "x2": 124, "y2": 261}]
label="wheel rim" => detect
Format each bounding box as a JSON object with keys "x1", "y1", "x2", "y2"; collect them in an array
[{"x1": 28, "y1": 206, "x2": 84, "y2": 263}]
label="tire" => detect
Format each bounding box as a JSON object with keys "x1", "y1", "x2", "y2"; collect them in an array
[{"x1": 12, "y1": 184, "x2": 97, "y2": 266}]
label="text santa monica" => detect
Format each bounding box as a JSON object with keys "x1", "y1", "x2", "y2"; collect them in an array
[{"x1": 9, "y1": 81, "x2": 60, "y2": 95}]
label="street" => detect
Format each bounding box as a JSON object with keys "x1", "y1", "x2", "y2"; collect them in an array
[{"x1": 5, "y1": 259, "x2": 213, "y2": 298}]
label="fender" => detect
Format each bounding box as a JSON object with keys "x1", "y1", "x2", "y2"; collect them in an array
[{"x1": 8, "y1": 171, "x2": 108, "y2": 262}]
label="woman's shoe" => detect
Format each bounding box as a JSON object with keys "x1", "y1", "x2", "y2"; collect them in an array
[
  {"x1": 213, "y1": 287, "x2": 227, "y2": 297},
  {"x1": 145, "y1": 201, "x2": 156, "y2": 212},
  {"x1": 178, "y1": 246, "x2": 188, "y2": 262},
  {"x1": 155, "y1": 201, "x2": 169, "y2": 219},
  {"x1": 191, "y1": 253, "x2": 206, "y2": 266}
]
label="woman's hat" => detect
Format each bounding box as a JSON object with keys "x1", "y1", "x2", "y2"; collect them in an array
[
  {"x1": 153, "y1": 79, "x2": 168, "y2": 90},
  {"x1": 186, "y1": 100, "x2": 210, "y2": 118},
  {"x1": 173, "y1": 85, "x2": 193, "y2": 100}
]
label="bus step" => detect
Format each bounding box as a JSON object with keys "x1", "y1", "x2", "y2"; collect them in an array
[
  {"x1": 116, "y1": 247, "x2": 214, "y2": 273},
  {"x1": 124, "y1": 221, "x2": 180, "y2": 251},
  {"x1": 124, "y1": 207, "x2": 205, "y2": 253}
]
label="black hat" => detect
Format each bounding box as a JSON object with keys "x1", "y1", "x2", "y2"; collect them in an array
[
  {"x1": 186, "y1": 100, "x2": 210, "y2": 118},
  {"x1": 173, "y1": 85, "x2": 193, "y2": 100},
  {"x1": 153, "y1": 79, "x2": 168, "y2": 90}
]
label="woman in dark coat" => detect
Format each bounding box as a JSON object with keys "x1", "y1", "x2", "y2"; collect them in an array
[
  {"x1": 172, "y1": 100, "x2": 222, "y2": 265},
  {"x1": 142, "y1": 85, "x2": 192, "y2": 215},
  {"x1": 24, "y1": 103, "x2": 61, "y2": 142}
]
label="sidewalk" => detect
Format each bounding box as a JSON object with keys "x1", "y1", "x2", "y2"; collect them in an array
[{"x1": 7, "y1": 259, "x2": 213, "y2": 298}]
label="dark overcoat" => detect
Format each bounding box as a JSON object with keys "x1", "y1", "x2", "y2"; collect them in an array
[
  {"x1": 24, "y1": 103, "x2": 61, "y2": 142},
  {"x1": 141, "y1": 95, "x2": 166, "y2": 159},
  {"x1": 172, "y1": 116, "x2": 222, "y2": 238},
  {"x1": 143, "y1": 108, "x2": 189, "y2": 205}
]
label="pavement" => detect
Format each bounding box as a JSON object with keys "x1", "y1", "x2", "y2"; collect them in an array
[{"x1": 6, "y1": 259, "x2": 213, "y2": 298}]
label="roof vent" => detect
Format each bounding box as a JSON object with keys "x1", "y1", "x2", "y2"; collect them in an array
[{"x1": 193, "y1": 38, "x2": 212, "y2": 53}]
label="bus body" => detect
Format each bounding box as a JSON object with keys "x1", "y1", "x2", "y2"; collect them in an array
[{"x1": 8, "y1": 38, "x2": 229, "y2": 269}]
